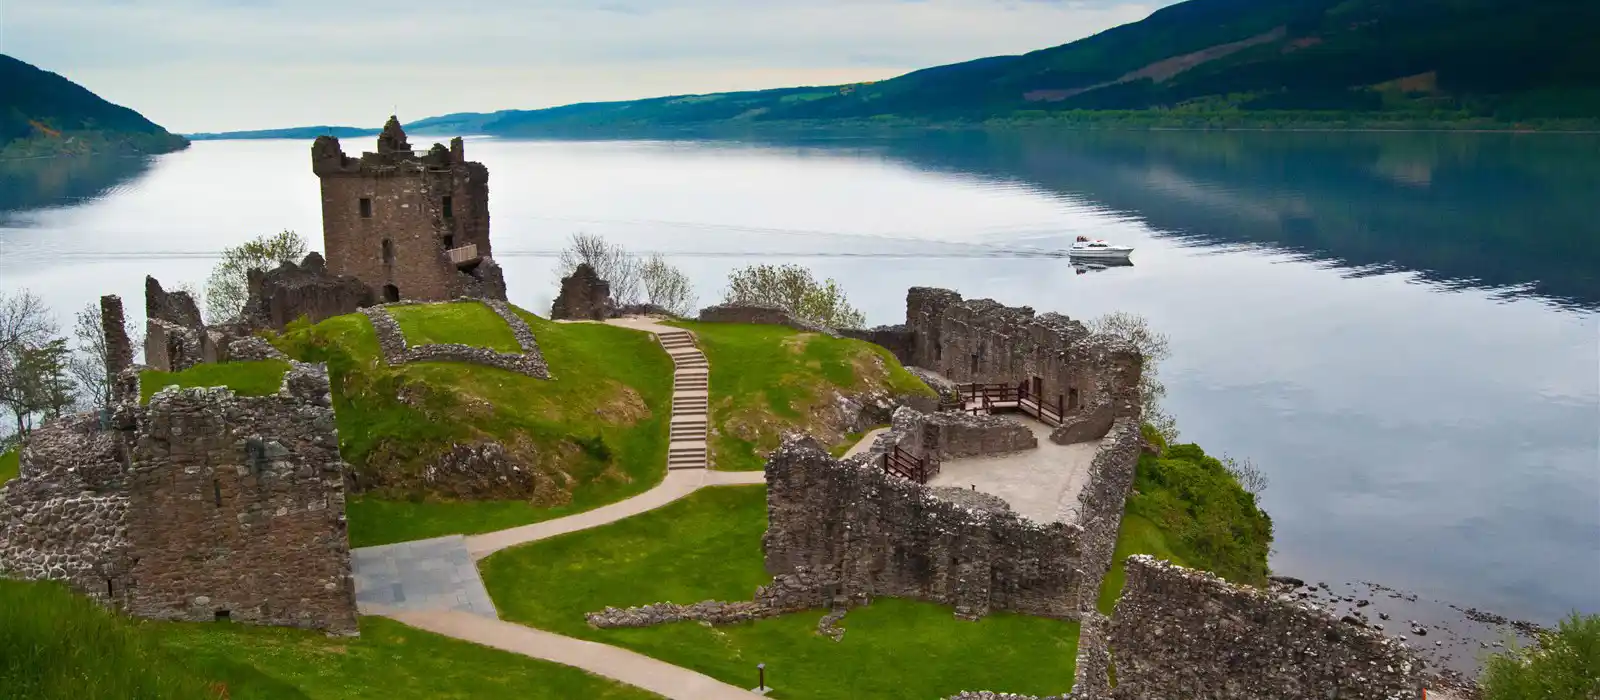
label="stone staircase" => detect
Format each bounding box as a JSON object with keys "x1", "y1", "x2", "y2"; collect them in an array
[{"x1": 658, "y1": 329, "x2": 709, "y2": 470}]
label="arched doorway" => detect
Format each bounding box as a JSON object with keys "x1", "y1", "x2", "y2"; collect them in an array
[{"x1": 383, "y1": 284, "x2": 400, "y2": 302}]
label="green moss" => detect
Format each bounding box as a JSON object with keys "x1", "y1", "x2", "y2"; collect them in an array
[
  {"x1": 482, "y1": 486, "x2": 1080, "y2": 700},
  {"x1": 388, "y1": 302, "x2": 522, "y2": 353},
  {"x1": 270, "y1": 306, "x2": 672, "y2": 547},
  {"x1": 0, "y1": 448, "x2": 18, "y2": 487},
  {"x1": 0, "y1": 578, "x2": 659, "y2": 699},
  {"x1": 668, "y1": 322, "x2": 934, "y2": 471},
  {"x1": 139, "y1": 360, "x2": 291, "y2": 404}
]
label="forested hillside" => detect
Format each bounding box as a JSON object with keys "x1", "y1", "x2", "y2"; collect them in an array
[
  {"x1": 1, "y1": 55, "x2": 189, "y2": 157},
  {"x1": 469, "y1": 0, "x2": 1600, "y2": 133}
]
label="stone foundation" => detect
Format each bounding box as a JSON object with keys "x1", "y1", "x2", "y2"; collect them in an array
[
  {"x1": 0, "y1": 362, "x2": 359, "y2": 635},
  {"x1": 361, "y1": 300, "x2": 550, "y2": 379}
]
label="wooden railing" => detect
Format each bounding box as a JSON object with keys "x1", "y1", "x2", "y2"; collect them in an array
[
  {"x1": 882, "y1": 445, "x2": 935, "y2": 484},
  {"x1": 446, "y1": 243, "x2": 480, "y2": 266},
  {"x1": 955, "y1": 381, "x2": 1066, "y2": 427}
]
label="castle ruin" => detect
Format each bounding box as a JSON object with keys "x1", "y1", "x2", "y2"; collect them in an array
[
  {"x1": 311, "y1": 117, "x2": 505, "y2": 304},
  {"x1": 0, "y1": 304, "x2": 359, "y2": 635}
]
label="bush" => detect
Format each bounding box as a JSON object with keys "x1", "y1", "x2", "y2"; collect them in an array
[
  {"x1": 204, "y1": 230, "x2": 307, "y2": 322},
  {"x1": 1127, "y1": 443, "x2": 1273, "y2": 585},
  {"x1": 1480, "y1": 612, "x2": 1600, "y2": 700},
  {"x1": 722, "y1": 263, "x2": 865, "y2": 329},
  {"x1": 555, "y1": 232, "x2": 640, "y2": 305},
  {"x1": 639, "y1": 254, "x2": 696, "y2": 316}
]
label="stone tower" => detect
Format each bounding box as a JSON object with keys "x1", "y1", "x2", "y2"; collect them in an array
[{"x1": 311, "y1": 117, "x2": 505, "y2": 303}]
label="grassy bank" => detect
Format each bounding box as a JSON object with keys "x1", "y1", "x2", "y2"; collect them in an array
[
  {"x1": 139, "y1": 360, "x2": 291, "y2": 404},
  {"x1": 0, "y1": 578, "x2": 659, "y2": 700},
  {"x1": 481, "y1": 485, "x2": 1079, "y2": 699},
  {"x1": 271, "y1": 304, "x2": 672, "y2": 547},
  {"x1": 0, "y1": 447, "x2": 18, "y2": 486},
  {"x1": 668, "y1": 322, "x2": 933, "y2": 471}
]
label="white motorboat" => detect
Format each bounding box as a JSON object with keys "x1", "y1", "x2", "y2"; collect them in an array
[{"x1": 1068, "y1": 235, "x2": 1134, "y2": 259}]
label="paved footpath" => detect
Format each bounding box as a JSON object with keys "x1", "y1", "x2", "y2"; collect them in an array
[{"x1": 355, "y1": 316, "x2": 768, "y2": 699}]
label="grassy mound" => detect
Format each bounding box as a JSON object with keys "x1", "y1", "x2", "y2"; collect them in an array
[
  {"x1": 0, "y1": 578, "x2": 659, "y2": 700},
  {"x1": 0, "y1": 447, "x2": 18, "y2": 486},
  {"x1": 139, "y1": 360, "x2": 291, "y2": 404},
  {"x1": 669, "y1": 322, "x2": 934, "y2": 471},
  {"x1": 1096, "y1": 431, "x2": 1274, "y2": 612},
  {"x1": 481, "y1": 485, "x2": 1080, "y2": 700},
  {"x1": 389, "y1": 301, "x2": 522, "y2": 353},
  {"x1": 270, "y1": 305, "x2": 672, "y2": 547}
]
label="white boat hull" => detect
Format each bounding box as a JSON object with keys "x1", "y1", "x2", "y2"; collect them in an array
[{"x1": 1068, "y1": 247, "x2": 1133, "y2": 259}]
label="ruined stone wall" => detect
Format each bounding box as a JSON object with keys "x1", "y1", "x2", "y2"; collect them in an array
[
  {"x1": 143, "y1": 276, "x2": 211, "y2": 371},
  {"x1": 1069, "y1": 418, "x2": 1144, "y2": 605},
  {"x1": 550, "y1": 263, "x2": 614, "y2": 320},
  {"x1": 763, "y1": 434, "x2": 1087, "y2": 621},
  {"x1": 360, "y1": 300, "x2": 550, "y2": 379},
  {"x1": 900, "y1": 288, "x2": 1142, "y2": 444},
  {"x1": 921, "y1": 411, "x2": 1038, "y2": 460},
  {"x1": 840, "y1": 324, "x2": 914, "y2": 366},
  {"x1": 312, "y1": 120, "x2": 500, "y2": 303},
  {"x1": 0, "y1": 364, "x2": 359, "y2": 635},
  {"x1": 243, "y1": 252, "x2": 375, "y2": 330},
  {"x1": 1106, "y1": 555, "x2": 1425, "y2": 700},
  {"x1": 0, "y1": 414, "x2": 131, "y2": 604}
]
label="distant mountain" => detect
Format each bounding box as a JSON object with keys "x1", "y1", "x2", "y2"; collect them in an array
[
  {"x1": 0, "y1": 55, "x2": 189, "y2": 157},
  {"x1": 196, "y1": 0, "x2": 1600, "y2": 140}
]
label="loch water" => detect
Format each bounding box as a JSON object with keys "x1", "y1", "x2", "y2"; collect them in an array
[{"x1": 1, "y1": 131, "x2": 1595, "y2": 658}]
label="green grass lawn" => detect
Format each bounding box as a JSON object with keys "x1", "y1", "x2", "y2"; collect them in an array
[
  {"x1": 1095, "y1": 512, "x2": 1187, "y2": 615},
  {"x1": 139, "y1": 360, "x2": 291, "y2": 404},
  {"x1": 388, "y1": 301, "x2": 522, "y2": 353},
  {"x1": 272, "y1": 305, "x2": 672, "y2": 547},
  {"x1": 0, "y1": 447, "x2": 18, "y2": 487},
  {"x1": 667, "y1": 322, "x2": 934, "y2": 471},
  {"x1": 482, "y1": 486, "x2": 1080, "y2": 699},
  {"x1": 0, "y1": 578, "x2": 660, "y2": 700}
]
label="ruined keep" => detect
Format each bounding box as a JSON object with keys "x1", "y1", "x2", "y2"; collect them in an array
[
  {"x1": 143, "y1": 275, "x2": 210, "y2": 371},
  {"x1": 242, "y1": 252, "x2": 375, "y2": 331},
  {"x1": 0, "y1": 363, "x2": 359, "y2": 635},
  {"x1": 762, "y1": 423, "x2": 1144, "y2": 621},
  {"x1": 312, "y1": 117, "x2": 505, "y2": 304}
]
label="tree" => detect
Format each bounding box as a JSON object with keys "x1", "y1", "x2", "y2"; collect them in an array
[
  {"x1": 555, "y1": 232, "x2": 640, "y2": 306},
  {"x1": 204, "y1": 230, "x2": 307, "y2": 322},
  {"x1": 639, "y1": 254, "x2": 696, "y2": 316},
  {"x1": 0, "y1": 290, "x2": 61, "y2": 439},
  {"x1": 0, "y1": 338, "x2": 75, "y2": 437},
  {"x1": 1480, "y1": 612, "x2": 1600, "y2": 700},
  {"x1": 722, "y1": 263, "x2": 865, "y2": 329},
  {"x1": 1087, "y1": 311, "x2": 1177, "y2": 443},
  {"x1": 1221, "y1": 455, "x2": 1269, "y2": 495}
]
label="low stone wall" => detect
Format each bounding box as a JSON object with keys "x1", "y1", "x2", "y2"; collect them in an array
[
  {"x1": 763, "y1": 434, "x2": 1088, "y2": 621},
  {"x1": 585, "y1": 566, "x2": 836, "y2": 630},
  {"x1": 361, "y1": 300, "x2": 550, "y2": 379},
  {"x1": 697, "y1": 303, "x2": 839, "y2": 336},
  {"x1": 922, "y1": 410, "x2": 1037, "y2": 459},
  {"x1": 840, "y1": 324, "x2": 914, "y2": 365},
  {"x1": 1106, "y1": 555, "x2": 1426, "y2": 699},
  {"x1": 1068, "y1": 418, "x2": 1144, "y2": 606},
  {"x1": 227, "y1": 336, "x2": 289, "y2": 362}
]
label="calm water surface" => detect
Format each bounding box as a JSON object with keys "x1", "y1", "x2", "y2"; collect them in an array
[{"x1": 1, "y1": 131, "x2": 1596, "y2": 643}]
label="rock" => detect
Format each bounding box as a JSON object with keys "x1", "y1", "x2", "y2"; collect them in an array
[
  {"x1": 551, "y1": 263, "x2": 615, "y2": 321},
  {"x1": 1269, "y1": 575, "x2": 1306, "y2": 587}
]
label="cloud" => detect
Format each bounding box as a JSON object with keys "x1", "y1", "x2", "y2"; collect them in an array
[{"x1": 4, "y1": 0, "x2": 1162, "y2": 132}]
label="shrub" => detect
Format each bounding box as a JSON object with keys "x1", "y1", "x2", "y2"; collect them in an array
[
  {"x1": 1128, "y1": 443, "x2": 1273, "y2": 585},
  {"x1": 722, "y1": 263, "x2": 865, "y2": 329},
  {"x1": 556, "y1": 232, "x2": 640, "y2": 305},
  {"x1": 1480, "y1": 612, "x2": 1600, "y2": 700},
  {"x1": 639, "y1": 254, "x2": 696, "y2": 316}
]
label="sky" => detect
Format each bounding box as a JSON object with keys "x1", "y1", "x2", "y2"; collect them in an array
[{"x1": 2, "y1": 0, "x2": 1163, "y2": 133}]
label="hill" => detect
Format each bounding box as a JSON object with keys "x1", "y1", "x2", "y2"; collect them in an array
[
  {"x1": 467, "y1": 0, "x2": 1599, "y2": 133},
  {"x1": 203, "y1": 0, "x2": 1596, "y2": 139},
  {"x1": 187, "y1": 125, "x2": 379, "y2": 141},
  {"x1": 0, "y1": 55, "x2": 189, "y2": 157}
]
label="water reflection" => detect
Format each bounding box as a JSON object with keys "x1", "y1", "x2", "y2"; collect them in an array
[
  {"x1": 860, "y1": 130, "x2": 1600, "y2": 311},
  {"x1": 0, "y1": 154, "x2": 157, "y2": 224}
]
